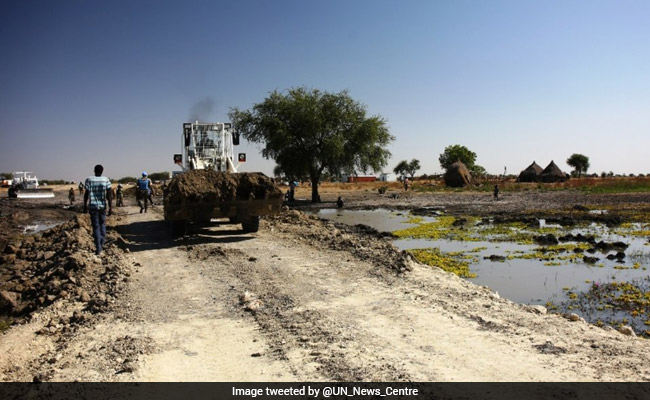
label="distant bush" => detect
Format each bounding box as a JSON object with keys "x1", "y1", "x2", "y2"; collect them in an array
[{"x1": 118, "y1": 177, "x2": 137, "y2": 184}]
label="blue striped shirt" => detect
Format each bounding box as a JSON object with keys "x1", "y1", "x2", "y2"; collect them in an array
[{"x1": 85, "y1": 176, "x2": 111, "y2": 210}]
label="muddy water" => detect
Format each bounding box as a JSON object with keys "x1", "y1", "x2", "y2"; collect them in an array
[{"x1": 311, "y1": 209, "x2": 650, "y2": 307}]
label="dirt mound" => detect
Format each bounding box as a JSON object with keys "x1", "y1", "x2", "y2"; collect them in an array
[
  {"x1": 165, "y1": 170, "x2": 280, "y2": 203},
  {"x1": 163, "y1": 170, "x2": 282, "y2": 222},
  {"x1": 268, "y1": 210, "x2": 415, "y2": 273},
  {"x1": 0, "y1": 212, "x2": 130, "y2": 325}
]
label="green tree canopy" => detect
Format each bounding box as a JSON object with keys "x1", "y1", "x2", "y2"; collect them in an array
[
  {"x1": 566, "y1": 153, "x2": 590, "y2": 178},
  {"x1": 393, "y1": 159, "x2": 421, "y2": 178},
  {"x1": 118, "y1": 176, "x2": 137, "y2": 184},
  {"x1": 148, "y1": 172, "x2": 170, "y2": 181},
  {"x1": 439, "y1": 144, "x2": 484, "y2": 174},
  {"x1": 229, "y1": 87, "x2": 394, "y2": 202}
]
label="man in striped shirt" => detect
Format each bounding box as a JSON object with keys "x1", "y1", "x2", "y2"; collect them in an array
[{"x1": 83, "y1": 164, "x2": 113, "y2": 256}]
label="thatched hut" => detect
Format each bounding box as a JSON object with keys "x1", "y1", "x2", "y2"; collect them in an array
[
  {"x1": 444, "y1": 160, "x2": 472, "y2": 187},
  {"x1": 517, "y1": 161, "x2": 543, "y2": 182},
  {"x1": 538, "y1": 160, "x2": 568, "y2": 183}
]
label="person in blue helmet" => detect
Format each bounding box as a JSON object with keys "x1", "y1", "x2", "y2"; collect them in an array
[{"x1": 136, "y1": 171, "x2": 152, "y2": 213}]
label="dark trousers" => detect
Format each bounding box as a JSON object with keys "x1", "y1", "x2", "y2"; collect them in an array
[
  {"x1": 89, "y1": 209, "x2": 107, "y2": 255},
  {"x1": 137, "y1": 189, "x2": 148, "y2": 212}
]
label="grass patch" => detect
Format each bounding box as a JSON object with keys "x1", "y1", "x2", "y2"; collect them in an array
[{"x1": 0, "y1": 317, "x2": 14, "y2": 333}]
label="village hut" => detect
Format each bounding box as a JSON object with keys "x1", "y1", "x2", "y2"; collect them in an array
[
  {"x1": 538, "y1": 160, "x2": 569, "y2": 183},
  {"x1": 444, "y1": 160, "x2": 473, "y2": 187},
  {"x1": 517, "y1": 161, "x2": 543, "y2": 182}
]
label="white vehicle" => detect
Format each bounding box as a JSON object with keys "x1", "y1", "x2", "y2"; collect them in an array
[
  {"x1": 163, "y1": 122, "x2": 283, "y2": 234},
  {"x1": 8, "y1": 171, "x2": 54, "y2": 199}
]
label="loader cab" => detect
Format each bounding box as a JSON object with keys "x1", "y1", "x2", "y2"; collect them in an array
[{"x1": 181, "y1": 122, "x2": 238, "y2": 172}]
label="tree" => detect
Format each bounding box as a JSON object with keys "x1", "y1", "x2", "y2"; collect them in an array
[
  {"x1": 118, "y1": 176, "x2": 137, "y2": 184},
  {"x1": 148, "y1": 172, "x2": 170, "y2": 182},
  {"x1": 393, "y1": 159, "x2": 421, "y2": 178},
  {"x1": 439, "y1": 144, "x2": 484, "y2": 174},
  {"x1": 229, "y1": 87, "x2": 394, "y2": 202},
  {"x1": 566, "y1": 154, "x2": 590, "y2": 178}
]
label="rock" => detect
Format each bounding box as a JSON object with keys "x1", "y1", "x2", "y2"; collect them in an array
[
  {"x1": 618, "y1": 325, "x2": 636, "y2": 336},
  {"x1": 71, "y1": 310, "x2": 85, "y2": 323},
  {"x1": 568, "y1": 313, "x2": 582, "y2": 322},
  {"x1": 3, "y1": 244, "x2": 18, "y2": 254},
  {"x1": 483, "y1": 254, "x2": 506, "y2": 262},
  {"x1": 534, "y1": 234, "x2": 558, "y2": 245},
  {"x1": 2, "y1": 254, "x2": 17, "y2": 264},
  {"x1": 528, "y1": 305, "x2": 547, "y2": 315},
  {"x1": 0, "y1": 290, "x2": 21, "y2": 313},
  {"x1": 583, "y1": 255, "x2": 599, "y2": 264},
  {"x1": 79, "y1": 291, "x2": 91, "y2": 302},
  {"x1": 244, "y1": 299, "x2": 263, "y2": 312}
]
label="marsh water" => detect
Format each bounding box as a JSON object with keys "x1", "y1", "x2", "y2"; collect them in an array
[{"x1": 312, "y1": 209, "x2": 650, "y2": 312}]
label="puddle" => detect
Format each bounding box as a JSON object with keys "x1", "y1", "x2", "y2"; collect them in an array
[
  {"x1": 313, "y1": 208, "x2": 437, "y2": 233},
  {"x1": 22, "y1": 221, "x2": 63, "y2": 234},
  {"x1": 589, "y1": 209, "x2": 609, "y2": 215},
  {"x1": 311, "y1": 208, "x2": 650, "y2": 336}
]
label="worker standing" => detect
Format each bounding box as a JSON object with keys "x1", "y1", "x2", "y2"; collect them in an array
[
  {"x1": 78, "y1": 182, "x2": 84, "y2": 195},
  {"x1": 83, "y1": 164, "x2": 112, "y2": 256},
  {"x1": 136, "y1": 172, "x2": 152, "y2": 213},
  {"x1": 336, "y1": 196, "x2": 344, "y2": 208},
  {"x1": 288, "y1": 180, "x2": 296, "y2": 203},
  {"x1": 116, "y1": 184, "x2": 124, "y2": 207},
  {"x1": 68, "y1": 187, "x2": 75, "y2": 205}
]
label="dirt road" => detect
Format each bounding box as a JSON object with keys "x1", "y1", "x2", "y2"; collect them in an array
[{"x1": 2, "y1": 200, "x2": 650, "y2": 382}]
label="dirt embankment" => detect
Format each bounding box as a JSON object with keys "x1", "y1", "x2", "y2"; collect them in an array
[{"x1": 1, "y1": 190, "x2": 650, "y2": 382}]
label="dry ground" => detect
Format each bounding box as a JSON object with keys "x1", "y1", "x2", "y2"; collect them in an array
[{"x1": 1, "y1": 184, "x2": 650, "y2": 382}]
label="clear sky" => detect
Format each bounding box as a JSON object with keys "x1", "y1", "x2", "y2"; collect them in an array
[{"x1": 1, "y1": 0, "x2": 648, "y2": 181}]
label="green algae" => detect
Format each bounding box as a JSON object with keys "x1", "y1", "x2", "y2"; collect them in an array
[
  {"x1": 408, "y1": 248, "x2": 477, "y2": 278},
  {"x1": 554, "y1": 277, "x2": 650, "y2": 338}
]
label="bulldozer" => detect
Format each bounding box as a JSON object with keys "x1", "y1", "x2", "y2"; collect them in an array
[
  {"x1": 7, "y1": 171, "x2": 54, "y2": 199},
  {"x1": 163, "y1": 122, "x2": 283, "y2": 235}
]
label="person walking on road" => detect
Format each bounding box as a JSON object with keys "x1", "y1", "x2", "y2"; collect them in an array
[
  {"x1": 83, "y1": 164, "x2": 112, "y2": 256},
  {"x1": 136, "y1": 172, "x2": 152, "y2": 213}
]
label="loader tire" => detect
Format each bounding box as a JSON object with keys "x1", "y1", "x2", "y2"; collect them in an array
[
  {"x1": 241, "y1": 216, "x2": 260, "y2": 233},
  {"x1": 171, "y1": 220, "x2": 187, "y2": 237}
]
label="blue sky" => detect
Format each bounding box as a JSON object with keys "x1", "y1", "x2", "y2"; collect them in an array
[{"x1": 1, "y1": 0, "x2": 649, "y2": 181}]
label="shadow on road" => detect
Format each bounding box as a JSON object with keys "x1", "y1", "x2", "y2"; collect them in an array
[{"x1": 116, "y1": 220, "x2": 254, "y2": 252}]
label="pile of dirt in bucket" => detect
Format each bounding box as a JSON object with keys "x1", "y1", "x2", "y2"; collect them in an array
[
  {"x1": 164, "y1": 170, "x2": 281, "y2": 212},
  {"x1": 0, "y1": 213, "x2": 131, "y2": 326}
]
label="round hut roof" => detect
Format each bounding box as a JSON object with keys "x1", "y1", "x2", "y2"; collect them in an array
[
  {"x1": 539, "y1": 160, "x2": 568, "y2": 182},
  {"x1": 444, "y1": 160, "x2": 473, "y2": 187},
  {"x1": 517, "y1": 161, "x2": 543, "y2": 182}
]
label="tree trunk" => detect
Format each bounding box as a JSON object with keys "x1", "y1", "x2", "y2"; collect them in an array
[{"x1": 310, "y1": 177, "x2": 321, "y2": 203}]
